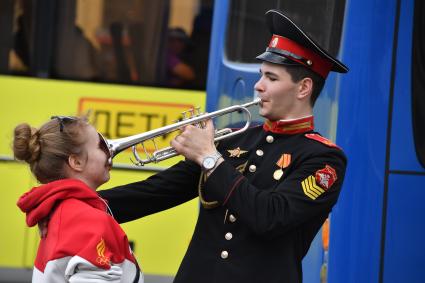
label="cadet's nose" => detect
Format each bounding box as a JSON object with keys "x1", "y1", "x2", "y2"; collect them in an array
[{"x1": 254, "y1": 78, "x2": 265, "y2": 93}]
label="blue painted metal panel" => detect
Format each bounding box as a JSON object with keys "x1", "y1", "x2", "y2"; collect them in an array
[
  {"x1": 206, "y1": 0, "x2": 230, "y2": 112},
  {"x1": 206, "y1": 0, "x2": 262, "y2": 127},
  {"x1": 390, "y1": 0, "x2": 424, "y2": 172},
  {"x1": 212, "y1": 64, "x2": 260, "y2": 128},
  {"x1": 329, "y1": 0, "x2": 398, "y2": 282},
  {"x1": 313, "y1": 73, "x2": 341, "y2": 139},
  {"x1": 383, "y1": 174, "x2": 425, "y2": 283},
  {"x1": 302, "y1": 230, "x2": 324, "y2": 283},
  {"x1": 384, "y1": 1, "x2": 425, "y2": 282}
]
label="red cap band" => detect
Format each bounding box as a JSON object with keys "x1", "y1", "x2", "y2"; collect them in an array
[{"x1": 268, "y1": 35, "x2": 333, "y2": 78}]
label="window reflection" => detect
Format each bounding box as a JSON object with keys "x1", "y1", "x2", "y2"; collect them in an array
[
  {"x1": 225, "y1": 0, "x2": 345, "y2": 63},
  {"x1": 1, "y1": 0, "x2": 213, "y2": 90}
]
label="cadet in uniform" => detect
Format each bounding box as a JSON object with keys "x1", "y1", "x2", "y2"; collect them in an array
[{"x1": 99, "y1": 9, "x2": 349, "y2": 283}]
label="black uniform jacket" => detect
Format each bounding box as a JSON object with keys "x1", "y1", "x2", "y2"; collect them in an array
[{"x1": 99, "y1": 117, "x2": 347, "y2": 283}]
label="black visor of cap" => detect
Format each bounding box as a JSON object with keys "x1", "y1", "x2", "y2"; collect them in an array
[{"x1": 256, "y1": 50, "x2": 300, "y2": 66}]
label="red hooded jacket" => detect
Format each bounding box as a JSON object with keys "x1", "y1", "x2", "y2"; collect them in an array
[{"x1": 17, "y1": 179, "x2": 143, "y2": 282}]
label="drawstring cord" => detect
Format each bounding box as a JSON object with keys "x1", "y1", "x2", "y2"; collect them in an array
[{"x1": 99, "y1": 197, "x2": 115, "y2": 218}]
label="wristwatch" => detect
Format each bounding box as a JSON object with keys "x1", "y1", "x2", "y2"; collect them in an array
[{"x1": 201, "y1": 151, "x2": 222, "y2": 172}]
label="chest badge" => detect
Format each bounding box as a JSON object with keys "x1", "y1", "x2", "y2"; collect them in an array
[
  {"x1": 273, "y1": 169, "x2": 284, "y2": 180},
  {"x1": 227, "y1": 147, "x2": 248, "y2": 158},
  {"x1": 273, "y1": 153, "x2": 292, "y2": 180}
]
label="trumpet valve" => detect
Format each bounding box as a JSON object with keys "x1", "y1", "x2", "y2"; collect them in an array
[{"x1": 188, "y1": 108, "x2": 195, "y2": 117}]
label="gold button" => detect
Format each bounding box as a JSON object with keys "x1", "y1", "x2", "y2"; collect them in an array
[
  {"x1": 266, "y1": 135, "x2": 274, "y2": 143},
  {"x1": 225, "y1": 232, "x2": 233, "y2": 240},
  {"x1": 249, "y1": 164, "x2": 256, "y2": 172},
  {"x1": 221, "y1": 250, "x2": 229, "y2": 259},
  {"x1": 229, "y1": 214, "x2": 236, "y2": 223},
  {"x1": 256, "y1": 149, "x2": 264, "y2": 156}
]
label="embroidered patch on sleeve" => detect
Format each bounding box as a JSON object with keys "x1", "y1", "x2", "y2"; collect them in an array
[
  {"x1": 315, "y1": 165, "x2": 337, "y2": 190},
  {"x1": 301, "y1": 176, "x2": 325, "y2": 200}
]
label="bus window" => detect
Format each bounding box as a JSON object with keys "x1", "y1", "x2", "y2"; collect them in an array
[
  {"x1": 412, "y1": 0, "x2": 425, "y2": 168},
  {"x1": 0, "y1": 0, "x2": 213, "y2": 90},
  {"x1": 225, "y1": 0, "x2": 346, "y2": 63}
]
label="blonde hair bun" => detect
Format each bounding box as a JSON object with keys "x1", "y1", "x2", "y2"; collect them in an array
[{"x1": 13, "y1": 123, "x2": 41, "y2": 163}]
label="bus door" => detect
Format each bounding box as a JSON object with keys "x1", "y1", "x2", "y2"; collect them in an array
[
  {"x1": 382, "y1": 0, "x2": 425, "y2": 281},
  {"x1": 207, "y1": 1, "x2": 346, "y2": 282},
  {"x1": 328, "y1": 0, "x2": 425, "y2": 282}
]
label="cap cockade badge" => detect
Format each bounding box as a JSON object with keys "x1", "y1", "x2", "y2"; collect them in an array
[
  {"x1": 271, "y1": 37, "x2": 279, "y2": 48},
  {"x1": 227, "y1": 147, "x2": 248, "y2": 158}
]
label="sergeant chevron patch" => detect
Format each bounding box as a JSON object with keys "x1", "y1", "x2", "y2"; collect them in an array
[{"x1": 301, "y1": 176, "x2": 325, "y2": 200}]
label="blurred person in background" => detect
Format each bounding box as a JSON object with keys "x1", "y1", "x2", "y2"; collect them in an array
[{"x1": 166, "y1": 27, "x2": 195, "y2": 88}]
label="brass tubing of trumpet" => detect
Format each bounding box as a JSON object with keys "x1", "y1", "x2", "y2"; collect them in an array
[{"x1": 107, "y1": 98, "x2": 260, "y2": 164}]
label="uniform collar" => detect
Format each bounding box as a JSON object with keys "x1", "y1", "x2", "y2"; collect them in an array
[{"x1": 263, "y1": 115, "x2": 314, "y2": 134}]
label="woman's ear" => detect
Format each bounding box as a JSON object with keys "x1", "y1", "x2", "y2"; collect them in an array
[
  {"x1": 67, "y1": 154, "x2": 84, "y2": 172},
  {"x1": 297, "y1": 77, "x2": 313, "y2": 100}
]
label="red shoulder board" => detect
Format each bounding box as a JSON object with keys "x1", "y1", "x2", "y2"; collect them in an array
[{"x1": 305, "y1": 133, "x2": 341, "y2": 149}]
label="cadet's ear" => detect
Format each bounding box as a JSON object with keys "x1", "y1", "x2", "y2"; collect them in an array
[
  {"x1": 297, "y1": 77, "x2": 313, "y2": 100},
  {"x1": 68, "y1": 154, "x2": 84, "y2": 172}
]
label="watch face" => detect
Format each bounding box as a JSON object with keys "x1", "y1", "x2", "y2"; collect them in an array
[{"x1": 203, "y1": 157, "x2": 216, "y2": 170}]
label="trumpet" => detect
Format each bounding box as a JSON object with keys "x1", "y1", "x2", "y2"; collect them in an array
[{"x1": 105, "y1": 99, "x2": 261, "y2": 166}]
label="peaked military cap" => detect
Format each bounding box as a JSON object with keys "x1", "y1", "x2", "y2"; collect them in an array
[{"x1": 256, "y1": 9, "x2": 349, "y2": 78}]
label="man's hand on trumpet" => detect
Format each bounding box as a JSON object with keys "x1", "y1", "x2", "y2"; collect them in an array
[{"x1": 171, "y1": 119, "x2": 224, "y2": 175}]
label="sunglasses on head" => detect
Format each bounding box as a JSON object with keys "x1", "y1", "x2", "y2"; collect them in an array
[
  {"x1": 51, "y1": 115, "x2": 113, "y2": 165},
  {"x1": 50, "y1": 115, "x2": 79, "y2": 132}
]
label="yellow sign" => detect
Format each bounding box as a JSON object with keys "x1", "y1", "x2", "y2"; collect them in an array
[{"x1": 79, "y1": 97, "x2": 196, "y2": 153}]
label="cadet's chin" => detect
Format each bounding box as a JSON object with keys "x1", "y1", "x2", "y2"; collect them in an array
[{"x1": 258, "y1": 107, "x2": 267, "y2": 118}]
